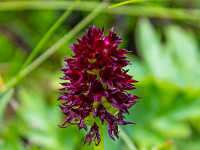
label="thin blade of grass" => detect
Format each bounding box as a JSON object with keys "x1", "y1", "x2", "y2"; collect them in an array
[
  {"x1": 0, "y1": 1, "x2": 199, "y2": 21},
  {"x1": 107, "y1": 0, "x2": 168, "y2": 9},
  {"x1": 0, "y1": 1, "x2": 107, "y2": 93},
  {"x1": 0, "y1": 89, "x2": 14, "y2": 123},
  {"x1": 19, "y1": 0, "x2": 80, "y2": 71},
  {"x1": 119, "y1": 126, "x2": 138, "y2": 150}
]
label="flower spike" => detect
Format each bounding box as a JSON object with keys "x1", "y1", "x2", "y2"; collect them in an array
[{"x1": 58, "y1": 26, "x2": 138, "y2": 146}]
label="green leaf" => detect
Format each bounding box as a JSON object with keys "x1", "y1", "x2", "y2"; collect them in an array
[
  {"x1": 151, "y1": 117, "x2": 191, "y2": 138},
  {"x1": 136, "y1": 19, "x2": 167, "y2": 80},
  {"x1": 0, "y1": 89, "x2": 14, "y2": 123},
  {"x1": 166, "y1": 98, "x2": 200, "y2": 120},
  {"x1": 165, "y1": 25, "x2": 200, "y2": 89}
]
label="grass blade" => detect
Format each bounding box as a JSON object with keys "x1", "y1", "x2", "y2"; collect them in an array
[
  {"x1": 0, "y1": 89, "x2": 14, "y2": 123},
  {"x1": 0, "y1": 1, "x2": 107, "y2": 93},
  {"x1": 107, "y1": 0, "x2": 168, "y2": 9},
  {"x1": 0, "y1": 1, "x2": 199, "y2": 21},
  {"x1": 119, "y1": 127, "x2": 137, "y2": 150},
  {"x1": 19, "y1": 0, "x2": 80, "y2": 71}
]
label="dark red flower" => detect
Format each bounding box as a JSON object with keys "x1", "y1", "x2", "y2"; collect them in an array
[{"x1": 58, "y1": 26, "x2": 138, "y2": 146}]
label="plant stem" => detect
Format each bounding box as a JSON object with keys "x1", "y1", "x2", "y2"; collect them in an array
[
  {"x1": 0, "y1": 89, "x2": 14, "y2": 123},
  {"x1": 0, "y1": 1, "x2": 107, "y2": 94},
  {"x1": 0, "y1": 1, "x2": 200, "y2": 21},
  {"x1": 19, "y1": 0, "x2": 80, "y2": 71},
  {"x1": 119, "y1": 126, "x2": 137, "y2": 150},
  {"x1": 94, "y1": 125, "x2": 104, "y2": 150}
]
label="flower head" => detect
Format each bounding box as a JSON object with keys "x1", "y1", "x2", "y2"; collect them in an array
[{"x1": 58, "y1": 26, "x2": 139, "y2": 146}]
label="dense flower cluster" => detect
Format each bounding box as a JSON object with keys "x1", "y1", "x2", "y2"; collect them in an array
[{"x1": 58, "y1": 26, "x2": 138, "y2": 146}]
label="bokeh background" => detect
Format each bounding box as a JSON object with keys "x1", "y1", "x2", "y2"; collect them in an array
[{"x1": 0, "y1": 0, "x2": 200, "y2": 150}]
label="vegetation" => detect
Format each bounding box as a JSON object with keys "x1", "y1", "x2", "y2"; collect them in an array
[{"x1": 0, "y1": 0, "x2": 200, "y2": 149}]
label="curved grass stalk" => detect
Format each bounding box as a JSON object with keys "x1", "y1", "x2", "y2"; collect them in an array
[
  {"x1": 19, "y1": 0, "x2": 80, "y2": 71},
  {"x1": 107, "y1": 0, "x2": 169, "y2": 9},
  {"x1": 119, "y1": 126, "x2": 138, "y2": 150},
  {"x1": 0, "y1": 1, "x2": 107, "y2": 93},
  {"x1": 0, "y1": 1, "x2": 199, "y2": 21},
  {"x1": 0, "y1": 89, "x2": 14, "y2": 123}
]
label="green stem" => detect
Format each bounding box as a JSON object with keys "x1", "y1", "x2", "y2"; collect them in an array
[
  {"x1": 0, "y1": 1, "x2": 107, "y2": 93},
  {"x1": 19, "y1": 0, "x2": 80, "y2": 71},
  {"x1": 119, "y1": 127, "x2": 137, "y2": 150},
  {"x1": 94, "y1": 125, "x2": 104, "y2": 150},
  {"x1": 0, "y1": 89, "x2": 14, "y2": 123},
  {"x1": 0, "y1": 1, "x2": 200, "y2": 21}
]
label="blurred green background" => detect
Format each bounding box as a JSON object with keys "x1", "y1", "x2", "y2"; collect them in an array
[{"x1": 0, "y1": 0, "x2": 200, "y2": 150}]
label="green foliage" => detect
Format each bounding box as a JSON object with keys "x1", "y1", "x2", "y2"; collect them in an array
[
  {"x1": 125, "y1": 18, "x2": 200, "y2": 149},
  {"x1": 0, "y1": 0, "x2": 200, "y2": 150}
]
